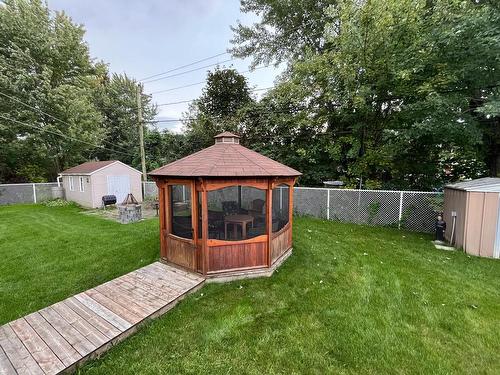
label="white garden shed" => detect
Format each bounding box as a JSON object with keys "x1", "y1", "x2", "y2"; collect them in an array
[{"x1": 59, "y1": 160, "x2": 143, "y2": 208}]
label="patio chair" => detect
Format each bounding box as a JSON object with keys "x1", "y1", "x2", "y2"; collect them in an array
[{"x1": 248, "y1": 199, "x2": 266, "y2": 224}]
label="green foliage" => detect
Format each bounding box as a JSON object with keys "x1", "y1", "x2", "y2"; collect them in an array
[
  {"x1": 0, "y1": 0, "x2": 160, "y2": 183},
  {"x1": 427, "y1": 195, "x2": 444, "y2": 213},
  {"x1": 367, "y1": 201, "x2": 381, "y2": 224},
  {"x1": 183, "y1": 67, "x2": 254, "y2": 151},
  {"x1": 0, "y1": 0, "x2": 103, "y2": 181},
  {"x1": 92, "y1": 73, "x2": 158, "y2": 169},
  {"x1": 228, "y1": 0, "x2": 500, "y2": 188},
  {"x1": 41, "y1": 198, "x2": 74, "y2": 207}
]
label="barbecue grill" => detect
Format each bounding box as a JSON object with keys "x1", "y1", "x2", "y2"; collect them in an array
[{"x1": 102, "y1": 195, "x2": 116, "y2": 209}]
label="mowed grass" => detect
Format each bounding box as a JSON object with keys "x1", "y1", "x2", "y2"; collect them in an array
[
  {"x1": 81, "y1": 217, "x2": 500, "y2": 374},
  {"x1": 1, "y1": 205, "x2": 499, "y2": 374},
  {"x1": 0, "y1": 204, "x2": 159, "y2": 324}
]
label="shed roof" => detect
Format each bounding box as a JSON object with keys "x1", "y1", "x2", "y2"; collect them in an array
[
  {"x1": 149, "y1": 133, "x2": 301, "y2": 178},
  {"x1": 445, "y1": 177, "x2": 500, "y2": 192},
  {"x1": 60, "y1": 160, "x2": 141, "y2": 176}
]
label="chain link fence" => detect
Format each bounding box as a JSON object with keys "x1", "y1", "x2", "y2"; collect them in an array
[
  {"x1": 144, "y1": 182, "x2": 441, "y2": 232},
  {"x1": 295, "y1": 187, "x2": 442, "y2": 233},
  {"x1": 0, "y1": 183, "x2": 58, "y2": 205},
  {"x1": 2, "y1": 182, "x2": 441, "y2": 233}
]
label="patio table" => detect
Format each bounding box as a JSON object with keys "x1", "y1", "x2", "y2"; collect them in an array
[{"x1": 224, "y1": 214, "x2": 254, "y2": 239}]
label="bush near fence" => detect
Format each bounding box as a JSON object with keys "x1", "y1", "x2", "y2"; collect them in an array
[{"x1": 1, "y1": 182, "x2": 441, "y2": 233}]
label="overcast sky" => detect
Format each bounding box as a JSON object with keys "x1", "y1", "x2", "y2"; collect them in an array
[{"x1": 47, "y1": 0, "x2": 281, "y2": 132}]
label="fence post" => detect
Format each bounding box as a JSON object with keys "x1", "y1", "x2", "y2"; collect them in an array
[
  {"x1": 326, "y1": 189, "x2": 330, "y2": 220},
  {"x1": 32, "y1": 183, "x2": 37, "y2": 203},
  {"x1": 398, "y1": 191, "x2": 404, "y2": 229}
]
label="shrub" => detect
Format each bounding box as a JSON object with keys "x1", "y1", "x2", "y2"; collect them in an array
[{"x1": 42, "y1": 199, "x2": 74, "y2": 207}]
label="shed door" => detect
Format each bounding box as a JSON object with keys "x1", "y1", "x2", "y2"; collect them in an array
[{"x1": 107, "y1": 175, "x2": 130, "y2": 203}]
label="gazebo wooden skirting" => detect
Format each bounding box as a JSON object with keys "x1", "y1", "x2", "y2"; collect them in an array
[{"x1": 149, "y1": 132, "x2": 301, "y2": 279}]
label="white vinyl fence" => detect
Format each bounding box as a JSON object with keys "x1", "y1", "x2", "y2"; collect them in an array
[{"x1": 143, "y1": 182, "x2": 442, "y2": 233}]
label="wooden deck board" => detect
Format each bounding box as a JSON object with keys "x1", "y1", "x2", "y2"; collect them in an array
[
  {"x1": 127, "y1": 270, "x2": 184, "y2": 297},
  {"x1": 0, "y1": 345, "x2": 16, "y2": 375},
  {"x1": 0, "y1": 262, "x2": 204, "y2": 375},
  {"x1": 110, "y1": 279, "x2": 170, "y2": 309},
  {"x1": 51, "y1": 302, "x2": 109, "y2": 347},
  {"x1": 63, "y1": 298, "x2": 122, "y2": 339},
  {"x1": 135, "y1": 266, "x2": 192, "y2": 291},
  {"x1": 83, "y1": 289, "x2": 142, "y2": 325},
  {"x1": 120, "y1": 273, "x2": 179, "y2": 302},
  {"x1": 24, "y1": 312, "x2": 81, "y2": 368},
  {"x1": 9, "y1": 318, "x2": 65, "y2": 374},
  {"x1": 0, "y1": 325, "x2": 44, "y2": 375},
  {"x1": 73, "y1": 294, "x2": 131, "y2": 333},
  {"x1": 38, "y1": 307, "x2": 96, "y2": 357}
]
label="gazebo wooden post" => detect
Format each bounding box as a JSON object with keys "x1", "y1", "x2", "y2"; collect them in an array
[
  {"x1": 190, "y1": 179, "x2": 198, "y2": 246},
  {"x1": 266, "y1": 179, "x2": 273, "y2": 267},
  {"x1": 201, "y1": 179, "x2": 209, "y2": 275},
  {"x1": 289, "y1": 179, "x2": 295, "y2": 245},
  {"x1": 156, "y1": 180, "x2": 167, "y2": 259}
]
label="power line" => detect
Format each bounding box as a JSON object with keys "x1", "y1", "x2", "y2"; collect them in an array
[
  {"x1": 0, "y1": 91, "x2": 134, "y2": 154},
  {"x1": 149, "y1": 81, "x2": 205, "y2": 95},
  {"x1": 139, "y1": 52, "x2": 229, "y2": 81},
  {"x1": 149, "y1": 81, "x2": 500, "y2": 123},
  {"x1": 148, "y1": 106, "x2": 313, "y2": 123},
  {"x1": 147, "y1": 65, "x2": 272, "y2": 95},
  {"x1": 141, "y1": 58, "x2": 235, "y2": 84},
  {"x1": 156, "y1": 86, "x2": 274, "y2": 107},
  {"x1": 0, "y1": 114, "x2": 136, "y2": 157}
]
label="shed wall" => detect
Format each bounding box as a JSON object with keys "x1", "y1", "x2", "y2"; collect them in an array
[
  {"x1": 443, "y1": 188, "x2": 467, "y2": 249},
  {"x1": 465, "y1": 192, "x2": 485, "y2": 256},
  {"x1": 91, "y1": 163, "x2": 142, "y2": 208},
  {"x1": 61, "y1": 175, "x2": 93, "y2": 207},
  {"x1": 469, "y1": 192, "x2": 499, "y2": 258}
]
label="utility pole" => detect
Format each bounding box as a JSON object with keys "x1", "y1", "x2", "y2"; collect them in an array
[{"x1": 137, "y1": 83, "x2": 147, "y2": 182}]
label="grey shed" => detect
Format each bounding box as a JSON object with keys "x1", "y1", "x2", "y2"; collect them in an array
[{"x1": 443, "y1": 177, "x2": 500, "y2": 258}]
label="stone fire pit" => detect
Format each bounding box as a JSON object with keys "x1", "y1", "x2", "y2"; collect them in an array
[{"x1": 118, "y1": 193, "x2": 142, "y2": 224}]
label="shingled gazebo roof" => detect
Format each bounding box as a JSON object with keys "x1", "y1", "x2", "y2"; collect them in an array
[{"x1": 149, "y1": 132, "x2": 301, "y2": 178}]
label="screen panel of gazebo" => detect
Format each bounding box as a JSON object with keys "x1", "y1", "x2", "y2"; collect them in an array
[
  {"x1": 170, "y1": 184, "x2": 193, "y2": 239},
  {"x1": 204, "y1": 185, "x2": 267, "y2": 241}
]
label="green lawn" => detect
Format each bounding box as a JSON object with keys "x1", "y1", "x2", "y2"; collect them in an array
[
  {"x1": 0, "y1": 204, "x2": 159, "y2": 324},
  {"x1": 1, "y1": 204, "x2": 499, "y2": 374}
]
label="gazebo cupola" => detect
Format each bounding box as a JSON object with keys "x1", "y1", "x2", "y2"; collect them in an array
[
  {"x1": 214, "y1": 131, "x2": 240, "y2": 144},
  {"x1": 149, "y1": 132, "x2": 301, "y2": 280}
]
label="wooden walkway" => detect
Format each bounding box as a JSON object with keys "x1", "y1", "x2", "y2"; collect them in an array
[{"x1": 0, "y1": 262, "x2": 204, "y2": 374}]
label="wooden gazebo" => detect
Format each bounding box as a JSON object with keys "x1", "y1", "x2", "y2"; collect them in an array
[{"x1": 149, "y1": 132, "x2": 301, "y2": 279}]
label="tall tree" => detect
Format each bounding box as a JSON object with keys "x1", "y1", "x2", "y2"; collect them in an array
[
  {"x1": 232, "y1": 0, "x2": 500, "y2": 188},
  {"x1": 92, "y1": 73, "x2": 157, "y2": 169},
  {"x1": 183, "y1": 67, "x2": 254, "y2": 150},
  {"x1": 0, "y1": 0, "x2": 104, "y2": 182}
]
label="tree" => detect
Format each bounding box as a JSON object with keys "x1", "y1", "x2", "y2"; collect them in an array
[
  {"x1": 230, "y1": 0, "x2": 337, "y2": 66},
  {"x1": 183, "y1": 67, "x2": 254, "y2": 150},
  {"x1": 0, "y1": 0, "x2": 103, "y2": 182},
  {"x1": 92, "y1": 73, "x2": 157, "y2": 169},
  {"x1": 231, "y1": 0, "x2": 500, "y2": 188},
  {"x1": 0, "y1": 0, "x2": 160, "y2": 183}
]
